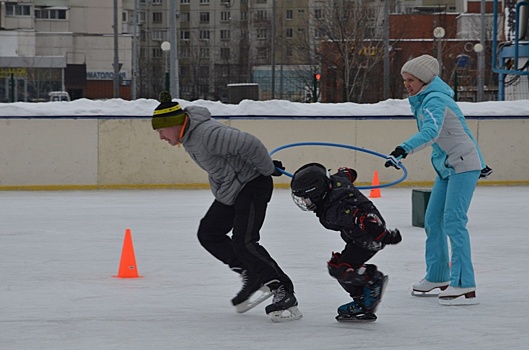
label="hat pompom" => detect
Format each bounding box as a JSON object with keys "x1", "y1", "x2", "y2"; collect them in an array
[{"x1": 159, "y1": 91, "x2": 172, "y2": 103}]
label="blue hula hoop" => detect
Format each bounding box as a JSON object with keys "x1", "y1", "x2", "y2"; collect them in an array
[{"x1": 269, "y1": 141, "x2": 407, "y2": 190}]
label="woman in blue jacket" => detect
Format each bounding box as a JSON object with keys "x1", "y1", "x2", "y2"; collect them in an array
[{"x1": 385, "y1": 55, "x2": 490, "y2": 305}]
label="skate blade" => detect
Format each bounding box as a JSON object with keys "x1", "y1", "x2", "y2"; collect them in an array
[
  {"x1": 411, "y1": 290, "x2": 441, "y2": 297},
  {"x1": 411, "y1": 284, "x2": 449, "y2": 297},
  {"x1": 235, "y1": 287, "x2": 273, "y2": 313},
  {"x1": 269, "y1": 306, "x2": 303, "y2": 322},
  {"x1": 438, "y1": 295, "x2": 479, "y2": 306},
  {"x1": 336, "y1": 313, "x2": 377, "y2": 323}
]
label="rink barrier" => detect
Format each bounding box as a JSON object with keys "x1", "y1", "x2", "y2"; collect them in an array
[{"x1": 1, "y1": 114, "x2": 529, "y2": 189}]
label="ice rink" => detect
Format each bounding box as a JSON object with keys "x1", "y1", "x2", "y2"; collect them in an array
[{"x1": 1, "y1": 186, "x2": 528, "y2": 349}]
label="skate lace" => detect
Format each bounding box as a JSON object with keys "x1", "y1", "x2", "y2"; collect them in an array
[
  {"x1": 240, "y1": 270, "x2": 250, "y2": 289},
  {"x1": 272, "y1": 285, "x2": 286, "y2": 303}
]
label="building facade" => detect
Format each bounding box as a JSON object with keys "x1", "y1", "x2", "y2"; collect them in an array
[{"x1": 1, "y1": 0, "x2": 517, "y2": 103}]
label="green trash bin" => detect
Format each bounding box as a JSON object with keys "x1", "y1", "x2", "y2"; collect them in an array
[{"x1": 412, "y1": 189, "x2": 432, "y2": 228}]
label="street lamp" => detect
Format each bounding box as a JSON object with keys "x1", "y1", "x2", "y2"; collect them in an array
[
  {"x1": 474, "y1": 43, "x2": 485, "y2": 101},
  {"x1": 161, "y1": 41, "x2": 171, "y2": 92},
  {"x1": 433, "y1": 27, "x2": 445, "y2": 76}
]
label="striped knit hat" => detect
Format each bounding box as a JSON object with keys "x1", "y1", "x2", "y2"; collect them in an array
[{"x1": 151, "y1": 91, "x2": 186, "y2": 130}]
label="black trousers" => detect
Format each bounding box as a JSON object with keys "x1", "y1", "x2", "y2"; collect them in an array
[{"x1": 197, "y1": 175, "x2": 294, "y2": 292}]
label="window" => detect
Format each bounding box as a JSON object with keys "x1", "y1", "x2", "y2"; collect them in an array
[
  {"x1": 152, "y1": 47, "x2": 163, "y2": 58},
  {"x1": 286, "y1": 47, "x2": 293, "y2": 57},
  {"x1": 152, "y1": 31, "x2": 164, "y2": 41},
  {"x1": 181, "y1": 0, "x2": 190, "y2": 4},
  {"x1": 220, "y1": 48, "x2": 230, "y2": 60},
  {"x1": 199, "y1": 0, "x2": 209, "y2": 4},
  {"x1": 257, "y1": 29, "x2": 267, "y2": 40},
  {"x1": 152, "y1": 12, "x2": 162, "y2": 23},
  {"x1": 220, "y1": 30, "x2": 230, "y2": 40},
  {"x1": 286, "y1": 10, "x2": 293, "y2": 20},
  {"x1": 286, "y1": 28, "x2": 293, "y2": 38},
  {"x1": 256, "y1": 10, "x2": 267, "y2": 20},
  {"x1": 200, "y1": 30, "x2": 210, "y2": 40},
  {"x1": 180, "y1": 30, "x2": 190, "y2": 40},
  {"x1": 221, "y1": 11, "x2": 230, "y2": 21},
  {"x1": 200, "y1": 12, "x2": 210, "y2": 23},
  {"x1": 152, "y1": 0, "x2": 162, "y2": 4},
  {"x1": 240, "y1": 11, "x2": 247, "y2": 21},
  {"x1": 200, "y1": 48, "x2": 210, "y2": 58},
  {"x1": 180, "y1": 47, "x2": 190, "y2": 58},
  {"x1": 6, "y1": 4, "x2": 31, "y2": 16},
  {"x1": 314, "y1": 9, "x2": 323, "y2": 19},
  {"x1": 35, "y1": 8, "x2": 67, "y2": 20},
  {"x1": 180, "y1": 66, "x2": 189, "y2": 78},
  {"x1": 180, "y1": 12, "x2": 190, "y2": 22},
  {"x1": 199, "y1": 66, "x2": 209, "y2": 77},
  {"x1": 257, "y1": 47, "x2": 268, "y2": 60}
]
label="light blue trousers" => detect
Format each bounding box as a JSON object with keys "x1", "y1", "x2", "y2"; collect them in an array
[{"x1": 424, "y1": 170, "x2": 480, "y2": 288}]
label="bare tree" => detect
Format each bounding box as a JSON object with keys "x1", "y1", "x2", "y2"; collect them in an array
[{"x1": 305, "y1": 0, "x2": 386, "y2": 102}]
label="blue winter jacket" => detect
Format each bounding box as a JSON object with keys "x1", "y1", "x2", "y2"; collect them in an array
[{"x1": 400, "y1": 76, "x2": 485, "y2": 179}]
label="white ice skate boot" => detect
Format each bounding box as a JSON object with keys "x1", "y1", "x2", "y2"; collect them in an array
[
  {"x1": 438, "y1": 286, "x2": 479, "y2": 306},
  {"x1": 411, "y1": 278, "x2": 449, "y2": 297}
]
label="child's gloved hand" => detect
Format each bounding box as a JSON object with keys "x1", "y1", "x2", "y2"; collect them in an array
[{"x1": 383, "y1": 229, "x2": 402, "y2": 245}]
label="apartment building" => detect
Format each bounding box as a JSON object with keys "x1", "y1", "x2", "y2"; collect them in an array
[
  {"x1": 1, "y1": 1, "x2": 512, "y2": 103},
  {"x1": 0, "y1": 0, "x2": 133, "y2": 101}
]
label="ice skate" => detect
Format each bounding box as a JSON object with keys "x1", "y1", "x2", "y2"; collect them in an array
[
  {"x1": 363, "y1": 273, "x2": 388, "y2": 315},
  {"x1": 264, "y1": 280, "x2": 303, "y2": 322},
  {"x1": 335, "y1": 299, "x2": 377, "y2": 323},
  {"x1": 411, "y1": 278, "x2": 449, "y2": 297},
  {"x1": 231, "y1": 268, "x2": 272, "y2": 313},
  {"x1": 438, "y1": 286, "x2": 479, "y2": 306}
]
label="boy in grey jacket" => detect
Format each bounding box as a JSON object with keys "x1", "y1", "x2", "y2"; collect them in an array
[{"x1": 152, "y1": 92, "x2": 302, "y2": 322}]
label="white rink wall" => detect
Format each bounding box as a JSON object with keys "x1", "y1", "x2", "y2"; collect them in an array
[{"x1": 0, "y1": 98, "x2": 528, "y2": 189}]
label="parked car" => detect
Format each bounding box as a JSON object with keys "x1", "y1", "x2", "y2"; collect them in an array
[{"x1": 49, "y1": 91, "x2": 71, "y2": 102}]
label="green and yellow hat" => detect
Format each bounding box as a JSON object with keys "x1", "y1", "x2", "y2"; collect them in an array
[{"x1": 151, "y1": 91, "x2": 187, "y2": 130}]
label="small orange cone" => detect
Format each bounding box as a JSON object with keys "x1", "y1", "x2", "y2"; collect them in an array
[
  {"x1": 113, "y1": 228, "x2": 142, "y2": 278},
  {"x1": 369, "y1": 170, "x2": 381, "y2": 198}
]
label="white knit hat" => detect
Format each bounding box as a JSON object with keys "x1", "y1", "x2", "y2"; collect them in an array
[{"x1": 401, "y1": 55, "x2": 440, "y2": 84}]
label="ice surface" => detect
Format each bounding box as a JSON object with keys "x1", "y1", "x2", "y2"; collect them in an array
[{"x1": 1, "y1": 187, "x2": 528, "y2": 349}]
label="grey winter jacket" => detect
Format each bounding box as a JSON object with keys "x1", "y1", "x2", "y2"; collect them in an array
[{"x1": 180, "y1": 106, "x2": 276, "y2": 205}]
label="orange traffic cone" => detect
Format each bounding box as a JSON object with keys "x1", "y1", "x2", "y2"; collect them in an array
[
  {"x1": 369, "y1": 170, "x2": 381, "y2": 198},
  {"x1": 113, "y1": 228, "x2": 142, "y2": 278}
]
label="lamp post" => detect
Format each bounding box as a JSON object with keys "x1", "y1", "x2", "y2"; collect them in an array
[
  {"x1": 474, "y1": 43, "x2": 485, "y2": 102},
  {"x1": 161, "y1": 41, "x2": 171, "y2": 92},
  {"x1": 433, "y1": 27, "x2": 445, "y2": 77}
]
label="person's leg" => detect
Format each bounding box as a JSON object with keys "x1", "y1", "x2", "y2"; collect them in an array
[
  {"x1": 197, "y1": 200, "x2": 242, "y2": 269},
  {"x1": 232, "y1": 175, "x2": 293, "y2": 290},
  {"x1": 424, "y1": 177, "x2": 451, "y2": 283},
  {"x1": 444, "y1": 170, "x2": 480, "y2": 288}
]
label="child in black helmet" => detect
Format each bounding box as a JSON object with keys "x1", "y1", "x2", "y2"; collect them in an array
[{"x1": 290, "y1": 163, "x2": 401, "y2": 322}]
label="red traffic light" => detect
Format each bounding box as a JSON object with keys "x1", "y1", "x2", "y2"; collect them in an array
[{"x1": 315, "y1": 73, "x2": 321, "y2": 81}]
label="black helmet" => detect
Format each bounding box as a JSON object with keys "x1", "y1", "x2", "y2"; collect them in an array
[{"x1": 290, "y1": 163, "x2": 331, "y2": 211}]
